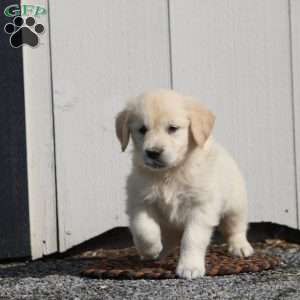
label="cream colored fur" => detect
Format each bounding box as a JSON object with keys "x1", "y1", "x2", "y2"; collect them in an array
[{"x1": 115, "y1": 89, "x2": 253, "y2": 279}]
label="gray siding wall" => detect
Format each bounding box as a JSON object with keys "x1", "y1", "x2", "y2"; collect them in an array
[{"x1": 48, "y1": 0, "x2": 300, "y2": 251}]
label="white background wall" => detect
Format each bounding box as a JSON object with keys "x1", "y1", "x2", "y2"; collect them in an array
[
  {"x1": 25, "y1": 0, "x2": 300, "y2": 253},
  {"x1": 49, "y1": 1, "x2": 171, "y2": 251},
  {"x1": 169, "y1": 0, "x2": 298, "y2": 227}
]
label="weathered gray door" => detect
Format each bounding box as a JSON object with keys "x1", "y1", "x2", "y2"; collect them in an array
[{"x1": 46, "y1": 0, "x2": 300, "y2": 252}]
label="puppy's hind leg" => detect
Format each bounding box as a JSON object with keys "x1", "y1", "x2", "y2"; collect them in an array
[{"x1": 220, "y1": 211, "x2": 254, "y2": 257}]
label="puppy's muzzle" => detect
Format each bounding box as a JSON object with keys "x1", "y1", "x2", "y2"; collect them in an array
[{"x1": 144, "y1": 147, "x2": 166, "y2": 169}]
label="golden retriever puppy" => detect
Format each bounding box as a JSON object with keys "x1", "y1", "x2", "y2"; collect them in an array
[{"x1": 115, "y1": 89, "x2": 253, "y2": 279}]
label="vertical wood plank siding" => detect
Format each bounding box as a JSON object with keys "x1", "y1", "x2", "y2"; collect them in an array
[{"x1": 169, "y1": 0, "x2": 298, "y2": 228}]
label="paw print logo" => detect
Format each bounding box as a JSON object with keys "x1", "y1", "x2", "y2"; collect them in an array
[{"x1": 4, "y1": 16, "x2": 45, "y2": 48}]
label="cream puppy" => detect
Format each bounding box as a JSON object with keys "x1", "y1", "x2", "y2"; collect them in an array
[{"x1": 115, "y1": 89, "x2": 253, "y2": 279}]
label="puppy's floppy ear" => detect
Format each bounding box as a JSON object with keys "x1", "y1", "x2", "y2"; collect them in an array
[
  {"x1": 186, "y1": 98, "x2": 215, "y2": 147},
  {"x1": 115, "y1": 109, "x2": 130, "y2": 151}
]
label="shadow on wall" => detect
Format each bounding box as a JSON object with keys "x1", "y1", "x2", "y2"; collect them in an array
[
  {"x1": 59, "y1": 222, "x2": 300, "y2": 258},
  {"x1": 1, "y1": 222, "x2": 300, "y2": 264}
]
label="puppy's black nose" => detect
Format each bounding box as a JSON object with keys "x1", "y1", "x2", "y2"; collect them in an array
[{"x1": 146, "y1": 148, "x2": 163, "y2": 160}]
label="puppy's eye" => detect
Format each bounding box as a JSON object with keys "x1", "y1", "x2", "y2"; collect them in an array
[
  {"x1": 168, "y1": 125, "x2": 179, "y2": 134},
  {"x1": 139, "y1": 125, "x2": 148, "y2": 135}
]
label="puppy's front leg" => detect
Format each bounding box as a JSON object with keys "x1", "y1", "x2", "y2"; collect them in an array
[
  {"x1": 129, "y1": 208, "x2": 162, "y2": 260},
  {"x1": 176, "y1": 210, "x2": 214, "y2": 279}
]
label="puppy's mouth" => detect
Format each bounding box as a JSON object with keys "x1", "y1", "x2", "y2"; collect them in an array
[{"x1": 144, "y1": 159, "x2": 167, "y2": 170}]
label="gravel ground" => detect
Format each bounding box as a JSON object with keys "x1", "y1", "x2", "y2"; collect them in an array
[{"x1": 1, "y1": 242, "x2": 300, "y2": 300}]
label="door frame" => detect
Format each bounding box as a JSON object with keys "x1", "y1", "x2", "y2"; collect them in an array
[
  {"x1": 290, "y1": 0, "x2": 300, "y2": 228},
  {"x1": 22, "y1": 0, "x2": 57, "y2": 259}
]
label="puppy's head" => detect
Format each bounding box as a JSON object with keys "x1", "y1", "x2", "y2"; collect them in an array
[{"x1": 115, "y1": 89, "x2": 215, "y2": 171}]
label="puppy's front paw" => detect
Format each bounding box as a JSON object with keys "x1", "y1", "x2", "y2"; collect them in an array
[
  {"x1": 176, "y1": 260, "x2": 205, "y2": 279},
  {"x1": 229, "y1": 240, "x2": 254, "y2": 257},
  {"x1": 137, "y1": 242, "x2": 162, "y2": 261}
]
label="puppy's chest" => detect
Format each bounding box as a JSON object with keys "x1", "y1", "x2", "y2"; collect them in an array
[{"x1": 143, "y1": 180, "x2": 197, "y2": 226}]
